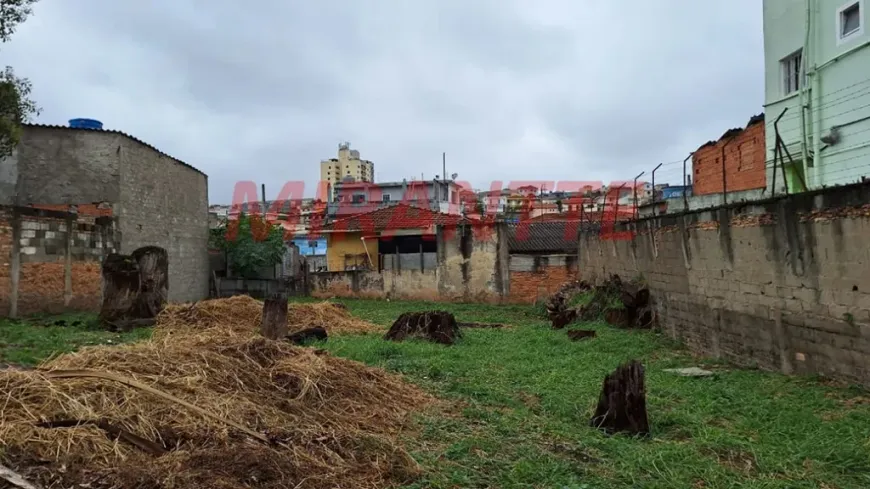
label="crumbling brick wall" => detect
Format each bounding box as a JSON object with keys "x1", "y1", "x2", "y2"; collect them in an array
[
  {"x1": 508, "y1": 255, "x2": 578, "y2": 304},
  {"x1": 578, "y1": 181, "x2": 870, "y2": 386},
  {"x1": 693, "y1": 117, "x2": 766, "y2": 196},
  {"x1": 0, "y1": 206, "x2": 117, "y2": 317}
]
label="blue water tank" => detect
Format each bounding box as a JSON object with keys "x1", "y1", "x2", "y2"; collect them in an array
[{"x1": 68, "y1": 118, "x2": 103, "y2": 130}]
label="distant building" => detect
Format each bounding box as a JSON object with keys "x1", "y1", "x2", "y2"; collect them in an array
[
  {"x1": 763, "y1": 0, "x2": 870, "y2": 191},
  {"x1": 319, "y1": 203, "x2": 470, "y2": 271},
  {"x1": 320, "y1": 142, "x2": 374, "y2": 197},
  {"x1": 327, "y1": 179, "x2": 463, "y2": 218}
]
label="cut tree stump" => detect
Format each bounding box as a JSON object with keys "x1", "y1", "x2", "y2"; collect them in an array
[
  {"x1": 286, "y1": 326, "x2": 328, "y2": 345},
  {"x1": 384, "y1": 311, "x2": 462, "y2": 345},
  {"x1": 131, "y1": 246, "x2": 169, "y2": 319},
  {"x1": 99, "y1": 254, "x2": 141, "y2": 326},
  {"x1": 589, "y1": 360, "x2": 650, "y2": 436},
  {"x1": 260, "y1": 292, "x2": 289, "y2": 340}
]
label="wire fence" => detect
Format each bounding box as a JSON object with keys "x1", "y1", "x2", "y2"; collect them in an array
[{"x1": 603, "y1": 85, "x2": 870, "y2": 222}]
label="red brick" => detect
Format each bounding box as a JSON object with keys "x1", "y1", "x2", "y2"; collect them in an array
[
  {"x1": 693, "y1": 121, "x2": 766, "y2": 196},
  {"x1": 509, "y1": 264, "x2": 578, "y2": 304}
]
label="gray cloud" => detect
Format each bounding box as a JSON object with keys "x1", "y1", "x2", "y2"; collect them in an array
[{"x1": 2, "y1": 0, "x2": 763, "y2": 202}]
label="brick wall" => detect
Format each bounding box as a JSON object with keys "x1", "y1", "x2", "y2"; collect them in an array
[
  {"x1": 0, "y1": 208, "x2": 13, "y2": 314},
  {"x1": 693, "y1": 117, "x2": 766, "y2": 196},
  {"x1": 579, "y1": 181, "x2": 870, "y2": 386},
  {"x1": 7, "y1": 125, "x2": 210, "y2": 304},
  {"x1": 0, "y1": 206, "x2": 117, "y2": 316},
  {"x1": 508, "y1": 254, "x2": 578, "y2": 303}
]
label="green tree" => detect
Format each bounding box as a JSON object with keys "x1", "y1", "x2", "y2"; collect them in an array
[
  {"x1": 212, "y1": 213, "x2": 286, "y2": 279},
  {"x1": 556, "y1": 199, "x2": 563, "y2": 213},
  {"x1": 0, "y1": 0, "x2": 41, "y2": 158}
]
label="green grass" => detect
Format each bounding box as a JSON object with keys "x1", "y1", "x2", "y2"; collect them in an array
[
  {"x1": 5, "y1": 299, "x2": 870, "y2": 488},
  {"x1": 0, "y1": 312, "x2": 151, "y2": 366},
  {"x1": 304, "y1": 298, "x2": 870, "y2": 489}
]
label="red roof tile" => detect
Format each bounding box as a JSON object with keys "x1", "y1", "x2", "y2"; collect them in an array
[{"x1": 322, "y1": 203, "x2": 472, "y2": 233}]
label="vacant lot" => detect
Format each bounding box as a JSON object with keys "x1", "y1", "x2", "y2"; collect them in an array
[{"x1": 3, "y1": 299, "x2": 870, "y2": 488}]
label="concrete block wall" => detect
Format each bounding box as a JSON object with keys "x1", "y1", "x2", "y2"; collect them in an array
[
  {"x1": 508, "y1": 254, "x2": 578, "y2": 304},
  {"x1": 118, "y1": 138, "x2": 209, "y2": 303},
  {"x1": 579, "y1": 182, "x2": 870, "y2": 386},
  {"x1": 0, "y1": 206, "x2": 117, "y2": 316},
  {"x1": 7, "y1": 125, "x2": 210, "y2": 304},
  {"x1": 311, "y1": 223, "x2": 509, "y2": 302}
]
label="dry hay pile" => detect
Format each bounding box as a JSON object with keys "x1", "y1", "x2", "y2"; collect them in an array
[
  {"x1": 286, "y1": 302, "x2": 381, "y2": 335},
  {"x1": 0, "y1": 331, "x2": 430, "y2": 488},
  {"x1": 157, "y1": 295, "x2": 381, "y2": 339}
]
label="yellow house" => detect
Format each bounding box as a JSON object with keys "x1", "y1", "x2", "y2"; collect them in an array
[{"x1": 320, "y1": 204, "x2": 467, "y2": 271}]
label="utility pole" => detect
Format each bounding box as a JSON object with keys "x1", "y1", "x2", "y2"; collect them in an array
[
  {"x1": 442, "y1": 152, "x2": 447, "y2": 204},
  {"x1": 261, "y1": 183, "x2": 267, "y2": 216}
]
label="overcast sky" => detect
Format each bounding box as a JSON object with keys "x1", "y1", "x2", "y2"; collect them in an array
[{"x1": 3, "y1": 0, "x2": 763, "y2": 203}]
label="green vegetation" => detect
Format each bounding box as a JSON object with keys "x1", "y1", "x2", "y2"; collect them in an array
[
  {"x1": 0, "y1": 0, "x2": 41, "y2": 159},
  {"x1": 0, "y1": 312, "x2": 150, "y2": 366},
  {"x1": 4, "y1": 298, "x2": 870, "y2": 488},
  {"x1": 315, "y1": 298, "x2": 870, "y2": 489},
  {"x1": 209, "y1": 212, "x2": 286, "y2": 278}
]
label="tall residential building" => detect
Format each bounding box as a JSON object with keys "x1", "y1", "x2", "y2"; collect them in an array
[
  {"x1": 320, "y1": 142, "x2": 374, "y2": 190},
  {"x1": 763, "y1": 0, "x2": 870, "y2": 192}
]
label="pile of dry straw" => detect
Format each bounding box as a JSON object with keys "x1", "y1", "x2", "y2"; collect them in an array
[{"x1": 0, "y1": 296, "x2": 429, "y2": 489}]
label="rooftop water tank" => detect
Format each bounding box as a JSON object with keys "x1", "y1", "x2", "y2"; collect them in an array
[{"x1": 68, "y1": 118, "x2": 103, "y2": 130}]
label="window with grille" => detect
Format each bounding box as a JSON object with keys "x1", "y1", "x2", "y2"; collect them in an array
[{"x1": 781, "y1": 50, "x2": 803, "y2": 96}]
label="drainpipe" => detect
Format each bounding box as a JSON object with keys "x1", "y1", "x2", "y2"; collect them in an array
[
  {"x1": 811, "y1": 0, "x2": 823, "y2": 188},
  {"x1": 798, "y1": 0, "x2": 812, "y2": 181}
]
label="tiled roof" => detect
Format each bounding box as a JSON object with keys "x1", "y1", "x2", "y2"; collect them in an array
[
  {"x1": 526, "y1": 213, "x2": 584, "y2": 222},
  {"x1": 322, "y1": 203, "x2": 471, "y2": 232},
  {"x1": 23, "y1": 124, "x2": 206, "y2": 177},
  {"x1": 507, "y1": 221, "x2": 581, "y2": 253}
]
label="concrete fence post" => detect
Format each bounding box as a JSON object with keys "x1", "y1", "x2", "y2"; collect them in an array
[
  {"x1": 63, "y1": 214, "x2": 73, "y2": 306},
  {"x1": 9, "y1": 210, "x2": 20, "y2": 318}
]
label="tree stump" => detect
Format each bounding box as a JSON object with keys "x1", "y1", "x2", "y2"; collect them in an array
[
  {"x1": 131, "y1": 246, "x2": 169, "y2": 318},
  {"x1": 99, "y1": 254, "x2": 141, "y2": 326},
  {"x1": 260, "y1": 292, "x2": 289, "y2": 340},
  {"x1": 589, "y1": 360, "x2": 650, "y2": 436},
  {"x1": 384, "y1": 311, "x2": 461, "y2": 345}
]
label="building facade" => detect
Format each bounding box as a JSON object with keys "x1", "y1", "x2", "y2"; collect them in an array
[
  {"x1": 763, "y1": 0, "x2": 870, "y2": 191},
  {"x1": 327, "y1": 179, "x2": 462, "y2": 218},
  {"x1": 320, "y1": 142, "x2": 374, "y2": 194},
  {"x1": 1, "y1": 123, "x2": 210, "y2": 303}
]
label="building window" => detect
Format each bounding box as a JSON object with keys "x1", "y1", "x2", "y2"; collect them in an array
[
  {"x1": 838, "y1": 1, "x2": 863, "y2": 43},
  {"x1": 781, "y1": 50, "x2": 803, "y2": 95},
  {"x1": 383, "y1": 195, "x2": 391, "y2": 202}
]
